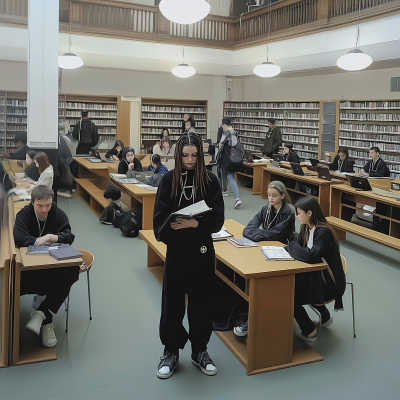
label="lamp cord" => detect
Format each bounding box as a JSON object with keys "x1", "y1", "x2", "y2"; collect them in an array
[
  {"x1": 355, "y1": 0, "x2": 361, "y2": 48},
  {"x1": 69, "y1": 0, "x2": 72, "y2": 53},
  {"x1": 266, "y1": 0, "x2": 272, "y2": 61}
]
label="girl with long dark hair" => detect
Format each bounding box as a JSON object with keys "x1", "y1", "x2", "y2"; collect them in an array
[
  {"x1": 329, "y1": 146, "x2": 354, "y2": 173},
  {"x1": 286, "y1": 197, "x2": 346, "y2": 342},
  {"x1": 153, "y1": 132, "x2": 224, "y2": 379},
  {"x1": 106, "y1": 140, "x2": 124, "y2": 161}
]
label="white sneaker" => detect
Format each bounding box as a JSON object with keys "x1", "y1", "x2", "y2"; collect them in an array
[
  {"x1": 222, "y1": 191, "x2": 228, "y2": 197},
  {"x1": 233, "y1": 198, "x2": 242, "y2": 209},
  {"x1": 26, "y1": 310, "x2": 45, "y2": 335},
  {"x1": 41, "y1": 323, "x2": 57, "y2": 348},
  {"x1": 32, "y1": 294, "x2": 46, "y2": 310}
]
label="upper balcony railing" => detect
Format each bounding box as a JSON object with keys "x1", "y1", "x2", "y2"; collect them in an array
[{"x1": 0, "y1": 0, "x2": 399, "y2": 49}]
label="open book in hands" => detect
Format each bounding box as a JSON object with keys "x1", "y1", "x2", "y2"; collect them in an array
[{"x1": 157, "y1": 200, "x2": 212, "y2": 233}]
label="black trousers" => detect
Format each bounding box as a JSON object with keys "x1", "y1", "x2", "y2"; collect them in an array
[
  {"x1": 76, "y1": 143, "x2": 93, "y2": 154},
  {"x1": 160, "y1": 248, "x2": 214, "y2": 356},
  {"x1": 294, "y1": 272, "x2": 330, "y2": 336},
  {"x1": 20, "y1": 266, "x2": 80, "y2": 315}
]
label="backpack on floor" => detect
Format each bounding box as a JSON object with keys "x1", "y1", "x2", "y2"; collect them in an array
[
  {"x1": 117, "y1": 211, "x2": 142, "y2": 237},
  {"x1": 100, "y1": 202, "x2": 123, "y2": 225}
]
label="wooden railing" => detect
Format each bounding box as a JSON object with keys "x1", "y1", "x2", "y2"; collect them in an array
[{"x1": 0, "y1": 0, "x2": 400, "y2": 49}]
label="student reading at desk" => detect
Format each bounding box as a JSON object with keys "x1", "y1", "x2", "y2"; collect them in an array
[
  {"x1": 25, "y1": 150, "x2": 40, "y2": 181},
  {"x1": 359, "y1": 146, "x2": 390, "y2": 177},
  {"x1": 234, "y1": 181, "x2": 297, "y2": 337},
  {"x1": 146, "y1": 154, "x2": 168, "y2": 174},
  {"x1": 285, "y1": 197, "x2": 346, "y2": 342},
  {"x1": 279, "y1": 143, "x2": 300, "y2": 167},
  {"x1": 118, "y1": 147, "x2": 143, "y2": 174},
  {"x1": 13, "y1": 185, "x2": 79, "y2": 348},
  {"x1": 19, "y1": 152, "x2": 54, "y2": 193},
  {"x1": 329, "y1": 147, "x2": 355, "y2": 173},
  {"x1": 153, "y1": 132, "x2": 224, "y2": 379},
  {"x1": 105, "y1": 140, "x2": 124, "y2": 161}
]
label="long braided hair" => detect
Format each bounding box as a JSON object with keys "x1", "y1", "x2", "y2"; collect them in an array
[{"x1": 172, "y1": 132, "x2": 210, "y2": 198}]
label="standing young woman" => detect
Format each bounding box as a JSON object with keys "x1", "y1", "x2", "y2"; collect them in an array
[
  {"x1": 329, "y1": 147, "x2": 354, "y2": 173},
  {"x1": 286, "y1": 197, "x2": 346, "y2": 341},
  {"x1": 235, "y1": 181, "x2": 297, "y2": 336},
  {"x1": 153, "y1": 132, "x2": 224, "y2": 379}
]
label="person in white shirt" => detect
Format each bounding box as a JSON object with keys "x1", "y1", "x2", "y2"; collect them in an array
[{"x1": 24, "y1": 152, "x2": 54, "y2": 193}]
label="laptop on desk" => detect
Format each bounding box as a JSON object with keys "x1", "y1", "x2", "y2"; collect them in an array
[
  {"x1": 316, "y1": 166, "x2": 331, "y2": 181},
  {"x1": 244, "y1": 151, "x2": 263, "y2": 163},
  {"x1": 91, "y1": 149, "x2": 114, "y2": 162},
  {"x1": 347, "y1": 175, "x2": 372, "y2": 191},
  {"x1": 272, "y1": 153, "x2": 285, "y2": 162},
  {"x1": 309, "y1": 158, "x2": 320, "y2": 167},
  {"x1": 290, "y1": 162, "x2": 312, "y2": 176}
]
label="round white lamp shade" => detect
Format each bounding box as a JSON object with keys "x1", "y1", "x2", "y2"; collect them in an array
[
  {"x1": 159, "y1": 0, "x2": 210, "y2": 24},
  {"x1": 336, "y1": 49, "x2": 373, "y2": 71},
  {"x1": 171, "y1": 63, "x2": 196, "y2": 78},
  {"x1": 58, "y1": 53, "x2": 84, "y2": 69},
  {"x1": 253, "y1": 61, "x2": 281, "y2": 78}
]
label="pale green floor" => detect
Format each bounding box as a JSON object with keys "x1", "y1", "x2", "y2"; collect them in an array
[{"x1": 1, "y1": 184, "x2": 400, "y2": 400}]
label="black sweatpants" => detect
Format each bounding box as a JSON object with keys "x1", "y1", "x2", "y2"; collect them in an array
[
  {"x1": 20, "y1": 266, "x2": 80, "y2": 315},
  {"x1": 294, "y1": 272, "x2": 331, "y2": 336},
  {"x1": 76, "y1": 143, "x2": 93, "y2": 155}
]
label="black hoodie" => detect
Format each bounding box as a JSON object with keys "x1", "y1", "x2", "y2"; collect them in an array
[
  {"x1": 14, "y1": 202, "x2": 75, "y2": 247},
  {"x1": 117, "y1": 147, "x2": 143, "y2": 174}
]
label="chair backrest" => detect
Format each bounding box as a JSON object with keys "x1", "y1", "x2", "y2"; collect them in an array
[
  {"x1": 341, "y1": 255, "x2": 347, "y2": 275},
  {"x1": 77, "y1": 249, "x2": 94, "y2": 272}
]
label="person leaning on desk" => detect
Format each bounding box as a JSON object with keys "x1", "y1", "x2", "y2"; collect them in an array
[
  {"x1": 359, "y1": 146, "x2": 390, "y2": 177},
  {"x1": 329, "y1": 147, "x2": 355, "y2": 173},
  {"x1": 13, "y1": 185, "x2": 80, "y2": 348},
  {"x1": 118, "y1": 147, "x2": 143, "y2": 174}
]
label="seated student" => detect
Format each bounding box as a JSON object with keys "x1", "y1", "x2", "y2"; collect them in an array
[
  {"x1": 152, "y1": 140, "x2": 163, "y2": 156},
  {"x1": 25, "y1": 150, "x2": 40, "y2": 181},
  {"x1": 13, "y1": 185, "x2": 79, "y2": 347},
  {"x1": 0, "y1": 134, "x2": 30, "y2": 160},
  {"x1": 279, "y1": 143, "x2": 300, "y2": 167},
  {"x1": 21, "y1": 152, "x2": 53, "y2": 193},
  {"x1": 184, "y1": 119, "x2": 196, "y2": 135},
  {"x1": 234, "y1": 181, "x2": 296, "y2": 337},
  {"x1": 103, "y1": 184, "x2": 130, "y2": 212},
  {"x1": 106, "y1": 140, "x2": 124, "y2": 161},
  {"x1": 329, "y1": 147, "x2": 354, "y2": 173},
  {"x1": 146, "y1": 154, "x2": 168, "y2": 174},
  {"x1": 285, "y1": 196, "x2": 346, "y2": 342},
  {"x1": 160, "y1": 128, "x2": 170, "y2": 141},
  {"x1": 118, "y1": 147, "x2": 143, "y2": 174},
  {"x1": 360, "y1": 146, "x2": 390, "y2": 177},
  {"x1": 161, "y1": 137, "x2": 176, "y2": 156}
]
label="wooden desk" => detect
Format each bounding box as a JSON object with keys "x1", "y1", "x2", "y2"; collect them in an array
[
  {"x1": 111, "y1": 178, "x2": 156, "y2": 230},
  {"x1": 328, "y1": 184, "x2": 400, "y2": 250},
  {"x1": 73, "y1": 157, "x2": 118, "y2": 217},
  {"x1": 9, "y1": 200, "x2": 82, "y2": 366},
  {"x1": 261, "y1": 166, "x2": 343, "y2": 216},
  {"x1": 139, "y1": 219, "x2": 326, "y2": 375},
  {"x1": 236, "y1": 162, "x2": 269, "y2": 195}
]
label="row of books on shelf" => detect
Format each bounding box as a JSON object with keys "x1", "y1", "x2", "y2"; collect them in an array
[
  {"x1": 348, "y1": 150, "x2": 400, "y2": 163},
  {"x1": 340, "y1": 101, "x2": 400, "y2": 110},
  {"x1": 1, "y1": 109, "x2": 27, "y2": 115},
  {"x1": 67, "y1": 118, "x2": 116, "y2": 126},
  {"x1": 6, "y1": 100, "x2": 27, "y2": 107},
  {"x1": 63, "y1": 111, "x2": 117, "y2": 118},
  {"x1": 225, "y1": 111, "x2": 319, "y2": 120},
  {"x1": 339, "y1": 132, "x2": 400, "y2": 143},
  {"x1": 142, "y1": 106, "x2": 205, "y2": 113},
  {"x1": 5, "y1": 126, "x2": 26, "y2": 132},
  {"x1": 339, "y1": 139, "x2": 400, "y2": 152},
  {"x1": 283, "y1": 135, "x2": 318, "y2": 144},
  {"x1": 142, "y1": 113, "x2": 206, "y2": 120},
  {"x1": 142, "y1": 135, "x2": 181, "y2": 140},
  {"x1": 224, "y1": 102, "x2": 320, "y2": 109},
  {"x1": 141, "y1": 128, "x2": 206, "y2": 134},
  {"x1": 4, "y1": 117, "x2": 27, "y2": 123},
  {"x1": 64, "y1": 102, "x2": 117, "y2": 110},
  {"x1": 339, "y1": 123, "x2": 400, "y2": 134},
  {"x1": 142, "y1": 122, "x2": 207, "y2": 128},
  {"x1": 340, "y1": 113, "x2": 400, "y2": 122}
]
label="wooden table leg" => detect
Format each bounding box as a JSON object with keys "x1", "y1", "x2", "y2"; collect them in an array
[
  {"x1": 142, "y1": 196, "x2": 155, "y2": 230},
  {"x1": 261, "y1": 169, "x2": 270, "y2": 199},
  {"x1": 252, "y1": 166, "x2": 262, "y2": 195},
  {"x1": 147, "y1": 246, "x2": 164, "y2": 285},
  {"x1": 319, "y1": 185, "x2": 330, "y2": 216}
]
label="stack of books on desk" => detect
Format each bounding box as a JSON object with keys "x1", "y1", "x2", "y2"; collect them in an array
[
  {"x1": 212, "y1": 227, "x2": 233, "y2": 241},
  {"x1": 228, "y1": 237, "x2": 258, "y2": 248},
  {"x1": 260, "y1": 246, "x2": 293, "y2": 261}
]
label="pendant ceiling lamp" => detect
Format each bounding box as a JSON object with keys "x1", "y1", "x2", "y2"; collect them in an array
[
  {"x1": 336, "y1": 1, "x2": 372, "y2": 71},
  {"x1": 58, "y1": 0, "x2": 84, "y2": 69},
  {"x1": 159, "y1": 0, "x2": 210, "y2": 24},
  {"x1": 253, "y1": 0, "x2": 280, "y2": 78},
  {"x1": 172, "y1": 27, "x2": 196, "y2": 78}
]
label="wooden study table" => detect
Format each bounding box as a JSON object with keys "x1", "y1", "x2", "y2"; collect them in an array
[
  {"x1": 261, "y1": 166, "x2": 343, "y2": 216},
  {"x1": 73, "y1": 157, "x2": 118, "y2": 216},
  {"x1": 236, "y1": 161, "x2": 269, "y2": 195},
  {"x1": 110, "y1": 177, "x2": 156, "y2": 230},
  {"x1": 139, "y1": 219, "x2": 326, "y2": 375},
  {"x1": 9, "y1": 199, "x2": 83, "y2": 365}
]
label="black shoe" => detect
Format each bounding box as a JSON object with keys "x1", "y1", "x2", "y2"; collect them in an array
[
  {"x1": 156, "y1": 351, "x2": 179, "y2": 379},
  {"x1": 191, "y1": 351, "x2": 217, "y2": 376}
]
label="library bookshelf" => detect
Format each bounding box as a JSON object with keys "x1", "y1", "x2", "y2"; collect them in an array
[
  {"x1": 223, "y1": 101, "x2": 321, "y2": 160},
  {"x1": 0, "y1": 91, "x2": 27, "y2": 155},
  {"x1": 141, "y1": 98, "x2": 207, "y2": 152},
  {"x1": 339, "y1": 100, "x2": 400, "y2": 179}
]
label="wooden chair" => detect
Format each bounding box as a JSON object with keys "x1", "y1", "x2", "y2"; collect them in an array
[
  {"x1": 65, "y1": 249, "x2": 94, "y2": 333},
  {"x1": 309, "y1": 255, "x2": 356, "y2": 338}
]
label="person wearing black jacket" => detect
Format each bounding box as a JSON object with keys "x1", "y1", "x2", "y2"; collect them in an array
[
  {"x1": 153, "y1": 132, "x2": 224, "y2": 379},
  {"x1": 72, "y1": 110, "x2": 99, "y2": 154},
  {"x1": 235, "y1": 181, "x2": 297, "y2": 337},
  {"x1": 360, "y1": 147, "x2": 390, "y2": 177},
  {"x1": 262, "y1": 118, "x2": 282, "y2": 157},
  {"x1": 329, "y1": 147, "x2": 354, "y2": 173},
  {"x1": 286, "y1": 196, "x2": 346, "y2": 342},
  {"x1": 106, "y1": 140, "x2": 124, "y2": 161},
  {"x1": 279, "y1": 143, "x2": 300, "y2": 167},
  {"x1": 117, "y1": 147, "x2": 142, "y2": 174},
  {"x1": 0, "y1": 134, "x2": 29, "y2": 160},
  {"x1": 181, "y1": 113, "x2": 195, "y2": 133},
  {"x1": 13, "y1": 185, "x2": 79, "y2": 348}
]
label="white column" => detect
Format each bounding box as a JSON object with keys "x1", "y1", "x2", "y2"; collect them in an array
[{"x1": 27, "y1": 0, "x2": 59, "y2": 149}]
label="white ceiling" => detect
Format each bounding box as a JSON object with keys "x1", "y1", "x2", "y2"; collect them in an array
[{"x1": 0, "y1": 14, "x2": 400, "y2": 76}]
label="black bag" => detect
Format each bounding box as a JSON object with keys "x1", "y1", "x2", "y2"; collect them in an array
[
  {"x1": 57, "y1": 159, "x2": 74, "y2": 189},
  {"x1": 118, "y1": 211, "x2": 142, "y2": 237},
  {"x1": 99, "y1": 202, "x2": 123, "y2": 225},
  {"x1": 212, "y1": 302, "x2": 239, "y2": 331},
  {"x1": 144, "y1": 173, "x2": 164, "y2": 187}
]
